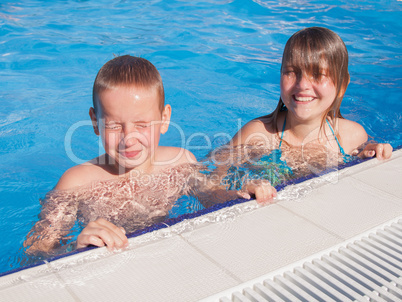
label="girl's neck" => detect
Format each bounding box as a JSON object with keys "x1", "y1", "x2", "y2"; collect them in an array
[{"x1": 281, "y1": 112, "x2": 327, "y2": 146}]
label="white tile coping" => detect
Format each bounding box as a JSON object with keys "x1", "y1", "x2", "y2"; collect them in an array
[{"x1": 201, "y1": 215, "x2": 402, "y2": 302}]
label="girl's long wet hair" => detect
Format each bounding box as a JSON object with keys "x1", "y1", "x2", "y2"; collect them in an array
[{"x1": 269, "y1": 27, "x2": 350, "y2": 139}]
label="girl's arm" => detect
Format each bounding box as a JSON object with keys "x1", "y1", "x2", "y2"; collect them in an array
[
  {"x1": 187, "y1": 164, "x2": 277, "y2": 206},
  {"x1": 190, "y1": 119, "x2": 278, "y2": 205},
  {"x1": 356, "y1": 143, "x2": 393, "y2": 160},
  {"x1": 237, "y1": 179, "x2": 277, "y2": 204},
  {"x1": 339, "y1": 118, "x2": 392, "y2": 160}
]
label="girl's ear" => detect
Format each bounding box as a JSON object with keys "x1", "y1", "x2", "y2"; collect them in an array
[
  {"x1": 160, "y1": 104, "x2": 171, "y2": 134},
  {"x1": 337, "y1": 73, "x2": 350, "y2": 98},
  {"x1": 89, "y1": 107, "x2": 100, "y2": 135}
]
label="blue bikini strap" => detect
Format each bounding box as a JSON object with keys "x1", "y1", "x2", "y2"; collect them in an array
[
  {"x1": 326, "y1": 119, "x2": 346, "y2": 155},
  {"x1": 279, "y1": 117, "x2": 345, "y2": 155},
  {"x1": 278, "y1": 116, "x2": 286, "y2": 149}
]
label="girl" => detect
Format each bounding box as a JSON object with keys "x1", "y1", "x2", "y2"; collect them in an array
[{"x1": 232, "y1": 27, "x2": 392, "y2": 202}]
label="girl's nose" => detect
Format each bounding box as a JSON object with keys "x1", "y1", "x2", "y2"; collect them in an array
[{"x1": 296, "y1": 73, "x2": 312, "y2": 89}]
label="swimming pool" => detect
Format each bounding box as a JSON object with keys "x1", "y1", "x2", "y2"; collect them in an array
[{"x1": 0, "y1": 0, "x2": 401, "y2": 275}]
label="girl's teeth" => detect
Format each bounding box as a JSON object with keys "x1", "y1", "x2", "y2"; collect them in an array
[{"x1": 295, "y1": 96, "x2": 313, "y2": 102}]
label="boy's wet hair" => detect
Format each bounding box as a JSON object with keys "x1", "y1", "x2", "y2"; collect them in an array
[
  {"x1": 92, "y1": 55, "x2": 165, "y2": 113},
  {"x1": 271, "y1": 27, "x2": 350, "y2": 137}
]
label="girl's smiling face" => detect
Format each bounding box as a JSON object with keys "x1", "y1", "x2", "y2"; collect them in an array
[
  {"x1": 91, "y1": 85, "x2": 170, "y2": 173},
  {"x1": 277, "y1": 27, "x2": 350, "y2": 127},
  {"x1": 280, "y1": 63, "x2": 337, "y2": 124}
]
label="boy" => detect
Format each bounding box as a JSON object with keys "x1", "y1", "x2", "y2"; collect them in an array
[{"x1": 25, "y1": 56, "x2": 271, "y2": 256}]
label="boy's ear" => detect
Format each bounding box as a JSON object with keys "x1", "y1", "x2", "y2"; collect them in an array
[
  {"x1": 160, "y1": 104, "x2": 171, "y2": 134},
  {"x1": 89, "y1": 107, "x2": 100, "y2": 136}
]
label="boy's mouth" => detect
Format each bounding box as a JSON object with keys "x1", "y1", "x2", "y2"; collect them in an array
[{"x1": 120, "y1": 150, "x2": 141, "y2": 158}]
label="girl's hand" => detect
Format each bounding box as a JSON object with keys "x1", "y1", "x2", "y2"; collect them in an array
[
  {"x1": 76, "y1": 218, "x2": 128, "y2": 250},
  {"x1": 358, "y1": 143, "x2": 393, "y2": 160},
  {"x1": 237, "y1": 179, "x2": 277, "y2": 204}
]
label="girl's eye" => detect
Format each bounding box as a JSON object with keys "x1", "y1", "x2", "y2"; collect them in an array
[
  {"x1": 282, "y1": 70, "x2": 296, "y2": 81},
  {"x1": 282, "y1": 69, "x2": 295, "y2": 75},
  {"x1": 314, "y1": 73, "x2": 325, "y2": 78},
  {"x1": 312, "y1": 71, "x2": 328, "y2": 82},
  {"x1": 282, "y1": 68, "x2": 297, "y2": 77}
]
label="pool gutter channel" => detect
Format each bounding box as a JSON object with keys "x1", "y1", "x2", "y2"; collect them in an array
[
  {"x1": 0, "y1": 149, "x2": 401, "y2": 301},
  {"x1": 205, "y1": 216, "x2": 402, "y2": 302}
]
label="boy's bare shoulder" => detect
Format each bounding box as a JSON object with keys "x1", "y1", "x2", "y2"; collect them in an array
[
  {"x1": 54, "y1": 157, "x2": 110, "y2": 191},
  {"x1": 338, "y1": 118, "x2": 368, "y2": 152},
  {"x1": 155, "y1": 146, "x2": 196, "y2": 166}
]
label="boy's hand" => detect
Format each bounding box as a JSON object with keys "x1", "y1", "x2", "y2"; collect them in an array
[
  {"x1": 76, "y1": 218, "x2": 128, "y2": 251},
  {"x1": 237, "y1": 179, "x2": 277, "y2": 204},
  {"x1": 357, "y1": 143, "x2": 393, "y2": 160}
]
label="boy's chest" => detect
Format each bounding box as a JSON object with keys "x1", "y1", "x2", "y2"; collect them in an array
[{"x1": 75, "y1": 174, "x2": 188, "y2": 230}]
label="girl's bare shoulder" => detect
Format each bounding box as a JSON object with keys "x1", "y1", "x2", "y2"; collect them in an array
[
  {"x1": 231, "y1": 114, "x2": 279, "y2": 147},
  {"x1": 337, "y1": 118, "x2": 368, "y2": 153}
]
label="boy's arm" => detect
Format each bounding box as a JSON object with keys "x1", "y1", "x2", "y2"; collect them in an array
[
  {"x1": 192, "y1": 185, "x2": 239, "y2": 208},
  {"x1": 188, "y1": 169, "x2": 277, "y2": 207},
  {"x1": 24, "y1": 190, "x2": 78, "y2": 256},
  {"x1": 76, "y1": 218, "x2": 128, "y2": 250}
]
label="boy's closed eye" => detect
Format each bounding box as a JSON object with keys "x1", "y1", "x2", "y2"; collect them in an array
[
  {"x1": 105, "y1": 122, "x2": 122, "y2": 130},
  {"x1": 134, "y1": 123, "x2": 151, "y2": 129},
  {"x1": 104, "y1": 122, "x2": 152, "y2": 131}
]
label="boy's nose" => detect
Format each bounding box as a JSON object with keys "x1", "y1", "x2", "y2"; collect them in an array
[
  {"x1": 124, "y1": 135, "x2": 138, "y2": 147},
  {"x1": 122, "y1": 126, "x2": 139, "y2": 147}
]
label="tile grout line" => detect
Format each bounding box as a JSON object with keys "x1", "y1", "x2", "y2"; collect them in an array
[
  {"x1": 349, "y1": 174, "x2": 402, "y2": 202},
  {"x1": 275, "y1": 154, "x2": 402, "y2": 243},
  {"x1": 276, "y1": 203, "x2": 347, "y2": 241},
  {"x1": 45, "y1": 261, "x2": 82, "y2": 302},
  {"x1": 178, "y1": 234, "x2": 244, "y2": 284},
  {"x1": 337, "y1": 150, "x2": 402, "y2": 180}
]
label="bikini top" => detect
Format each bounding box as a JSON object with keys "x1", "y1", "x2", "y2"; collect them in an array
[{"x1": 278, "y1": 116, "x2": 346, "y2": 156}]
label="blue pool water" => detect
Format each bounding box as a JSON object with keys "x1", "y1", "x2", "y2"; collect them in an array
[{"x1": 0, "y1": 0, "x2": 401, "y2": 275}]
